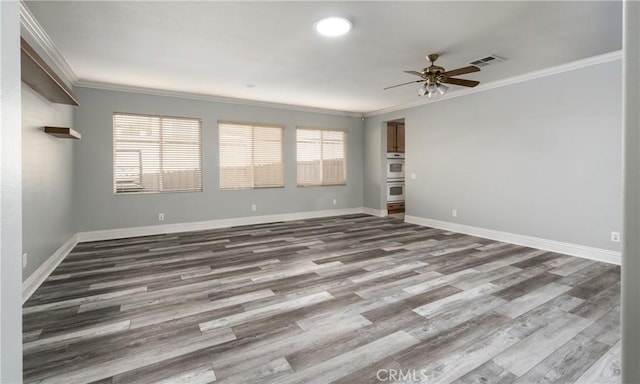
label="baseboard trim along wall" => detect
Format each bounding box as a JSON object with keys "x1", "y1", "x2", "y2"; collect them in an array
[
  {"x1": 22, "y1": 208, "x2": 365, "y2": 302},
  {"x1": 77, "y1": 207, "x2": 366, "y2": 243},
  {"x1": 22, "y1": 233, "x2": 78, "y2": 304},
  {"x1": 24, "y1": 209, "x2": 620, "y2": 304},
  {"x1": 405, "y1": 215, "x2": 621, "y2": 265},
  {"x1": 362, "y1": 207, "x2": 387, "y2": 217}
]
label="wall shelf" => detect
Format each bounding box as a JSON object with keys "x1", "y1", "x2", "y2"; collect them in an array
[
  {"x1": 44, "y1": 126, "x2": 81, "y2": 140},
  {"x1": 21, "y1": 38, "x2": 79, "y2": 106}
]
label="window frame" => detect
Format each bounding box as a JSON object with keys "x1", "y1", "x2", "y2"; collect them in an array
[
  {"x1": 112, "y1": 112, "x2": 203, "y2": 195},
  {"x1": 218, "y1": 120, "x2": 285, "y2": 190},
  {"x1": 296, "y1": 127, "x2": 348, "y2": 188}
]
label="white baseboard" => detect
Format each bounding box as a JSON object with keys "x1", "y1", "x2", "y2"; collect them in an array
[
  {"x1": 363, "y1": 207, "x2": 387, "y2": 217},
  {"x1": 22, "y1": 234, "x2": 78, "y2": 304},
  {"x1": 78, "y1": 207, "x2": 367, "y2": 242},
  {"x1": 23, "y1": 208, "x2": 370, "y2": 302},
  {"x1": 23, "y1": 211, "x2": 618, "y2": 303},
  {"x1": 405, "y1": 215, "x2": 621, "y2": 265}
]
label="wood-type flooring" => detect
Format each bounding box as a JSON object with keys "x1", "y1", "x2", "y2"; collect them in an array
[{"x1": 23, "y1": 214, "x2": 621, "y2": 384}]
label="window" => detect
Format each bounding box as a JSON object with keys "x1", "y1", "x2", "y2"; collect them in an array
[
  {"x1": 297, "y1": 128, "x2": 346, "y2": 186},
  {"x1": 113, "y1": 113, "x2": 202, "y2": 194},
  {"x1": 219, "y1": 122, "x2": 283, "y2": 189}
]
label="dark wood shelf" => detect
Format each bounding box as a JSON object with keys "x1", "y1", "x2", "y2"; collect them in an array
[
  {"x1": 21, "y1": 38, "x2": 79, "y2": 106},
  {"x1": 44, "y1": 126, "x2": 81, "y2": 139}
]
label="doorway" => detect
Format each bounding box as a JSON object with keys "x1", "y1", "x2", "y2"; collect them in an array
[{"x1": 386, "y1": 119, "x2": 405, "y2": 219}]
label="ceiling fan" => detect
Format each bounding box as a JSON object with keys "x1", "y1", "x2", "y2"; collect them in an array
[{"x1": 384, "y1": 53, "x2": 481, "y2": 97}]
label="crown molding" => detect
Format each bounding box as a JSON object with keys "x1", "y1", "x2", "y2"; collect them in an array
[
  {"x1": 17, "y1": 0, "x2": 357, "y2": 117},
  {"x1": 75, "y1": 81, "x2": 364, "y2": 118},
  {"x1": 15, "y1": 3, "x2": 621, "y2": 120},
  {"x1": 19, "y1": 1, "x2": 78, "y2": 85},
  {"x1": 364, "y1": 50, "x2": 623, "y2": 118}
]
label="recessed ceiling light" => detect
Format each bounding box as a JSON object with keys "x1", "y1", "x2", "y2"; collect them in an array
[{"x1": 314, "y1": 17, "x2": 352, "y2": 37}]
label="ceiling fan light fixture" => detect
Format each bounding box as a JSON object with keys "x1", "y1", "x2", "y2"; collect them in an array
[
  {"x1": 418, "y1": 83, "x2": 449, "y2": 98},
  {"x1": 314, "y1": 17, "x2": 352, "y2": 37},
  {"x1": 437, "y1": 84, "x2": 449, "y2": 95}
]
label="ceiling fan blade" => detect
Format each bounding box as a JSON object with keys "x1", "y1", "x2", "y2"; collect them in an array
[
  {"x1": 403, "y1": 70, "x2": 424, "y2": 78},
  {"x1": 383, "y1": 79, "x2": 425, "y2": 90},
  {"x1": 440, "y1": 77, "x2": 480, "y2": 87},
  {"x1": 441, "y1": 65, "x2": 480, "y2": 78}
]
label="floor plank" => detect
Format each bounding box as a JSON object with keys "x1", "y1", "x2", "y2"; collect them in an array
[{"x1": 22, "y1": 214, "x2": 621, "y2": 383}]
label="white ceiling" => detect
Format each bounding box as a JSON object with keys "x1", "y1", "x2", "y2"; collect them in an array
[{"x1": 24, "y1": 1, "x2": 622, "y2": 114}]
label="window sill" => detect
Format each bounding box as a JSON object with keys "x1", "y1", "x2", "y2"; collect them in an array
[
  {"x1": 219, "y1": 186, "x2": 285, "y2": 191},
  {"x1": 114, "y1": 189, "x2": 203, "y2": 195},
  {"x1": 297, "y1": 183, "x2": 347, "y2": 188}
]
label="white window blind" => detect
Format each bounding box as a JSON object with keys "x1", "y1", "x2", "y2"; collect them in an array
[
  {"x1": 219, "y1": 122, "x2": 283, "y2": 189},
  {"x1": 113, "y1": 113, "x2": 202, "y2": 194},
  {"x1": 297, "y1": 129, "x2": 346, "y2": 186}
]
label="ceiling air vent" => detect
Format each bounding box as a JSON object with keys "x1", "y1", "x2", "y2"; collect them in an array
[{"x1": 469, "y1": 54, "x2": 505, "y2": 68}]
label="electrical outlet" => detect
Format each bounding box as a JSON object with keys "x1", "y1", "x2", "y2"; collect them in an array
[
  {"x1": 158, "y1": 213, "x2": 165, "y2": 221},
  {"x1": 452, "y1": 209, "x2": 457, "y2": 217},
  {"x1": 411, "y1": 173, "x2": 417, "y2": 180},
  {"x1": 611, "y1": 231, "x2": 621, "y2": 242},
  {"x1": 22, "y1": 253, "x2": 28, "y2": 269},
  {"x1": 332, "y1": 198, "x2": 337, "y2": 205},
  {"x1": 251, "y1": 204, "x2": 257, "y2": 212}
]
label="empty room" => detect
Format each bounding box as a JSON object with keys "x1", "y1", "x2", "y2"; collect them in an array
[{"x1": 1, "y1": 1, "x2": 639, "y2": 383}]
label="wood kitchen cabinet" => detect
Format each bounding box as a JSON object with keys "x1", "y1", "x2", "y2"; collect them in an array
[
  {"x1": 387, "y1": 202, "x2": 405, "y2": 214},
  {"x1": 387, "y1": 123, "x2": 405, "y2": 153}
]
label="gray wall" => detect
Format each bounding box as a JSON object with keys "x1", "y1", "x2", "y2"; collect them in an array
[
  {"x1": 22, "y1": 84, "x2": 75, "y2": 281},
  {"x1": 1, "y1": 1, "x2": 23, "y2": 381},
  {"x1": 622, "y1": 0, "x2": 640, "y2": 380},
  {"x1": 365, "y1": 60, "x2": 622, "y2": 251},
  {"x1": 363, "y1": 117, "x2": 383, "y2": 211},
  {"x1": 73, "y1": 87, "x2": 364, "y2": 232}
]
